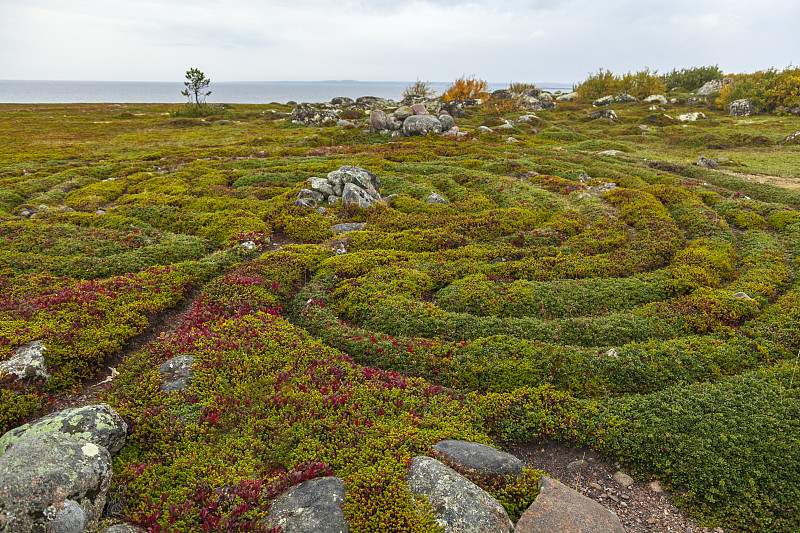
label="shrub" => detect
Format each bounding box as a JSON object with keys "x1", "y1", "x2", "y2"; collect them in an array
[
  {"x1": 442, "y1": 75, "x2": 489, "y2": 101},
  {"x1": 662, "y1": 65, "x2": 724, "y2": 91},
  {"x1": 576, "y1": 68, "x2": 666, "y2": 100},
  {"x1": 716, "y1": 66, "x2": 800, "y2": 113},
  {"x1": 402, "y1": 79, "x2": 436, "y2": 100}
]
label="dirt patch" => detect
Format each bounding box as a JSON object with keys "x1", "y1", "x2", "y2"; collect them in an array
[
  {"x1": 509, "y1": 440, "x2": 724, "y2": 533},
  {"x1": 722, "y1": 171, "x2": 800, "y2": 192}
]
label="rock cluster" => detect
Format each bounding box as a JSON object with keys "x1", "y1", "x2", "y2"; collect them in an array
[{"x1": 295, "y1": 166, "x2": 385, "y2": 209}]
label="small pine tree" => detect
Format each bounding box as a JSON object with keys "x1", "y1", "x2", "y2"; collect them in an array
[{"x1": 181, "y1": 68, "x2": 211, "y2": 107}]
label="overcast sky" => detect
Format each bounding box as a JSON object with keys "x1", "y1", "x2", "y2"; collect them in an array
[{"x1": 1, "y1": 0, "x2": 797, "y2": 84}]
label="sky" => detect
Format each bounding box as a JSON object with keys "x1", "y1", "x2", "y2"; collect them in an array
[{"x1": 1, "y1": 0, "x2": 798, "y2": 84}]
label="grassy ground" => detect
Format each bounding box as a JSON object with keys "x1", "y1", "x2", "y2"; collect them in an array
[{"x1": 1, "y1": 97, "x2": 799, "y2": 532}]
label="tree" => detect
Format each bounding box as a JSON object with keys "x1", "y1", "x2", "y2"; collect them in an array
[{"x1": 181, "y1": 68, "x2": 211, "y2": 107}]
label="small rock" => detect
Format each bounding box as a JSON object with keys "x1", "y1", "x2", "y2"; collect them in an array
[
  {"x1": 590, "y1": 482, "x2": 603, "y2": 490},
  {"x1": 613, "y1": 471, "x2": 634, "y2": 488},
  {"x1": 648, "y1": 480, "x2": 663, "y2": 493},
  {"x1": 589, "y1": 109, "x2": 617, "y2": 120},
  {"x1": 425, "y1": 193, "x2": 449, "y2": 205},
  {"x1": 556, "y1": 91, "x2": 579, "y2": 102},
  {"x1": 566, "y1": 459, "x2": 588, "y2": 472},
  {"x1": 477, "y1": 125, "x2": 495, "y2": 134},
  {"x1": 294, "y1": 198, "x2": 318, "y2": 209},
  {"x1": 439, "y1": 114, "x2": 456, "y2": 130},
  {"x1": 592, "y1": 95, "x2": 615, "y2": 107},
  {"x1": 331, "y1": 223, "x2": 366, "y2": 235},
  {"x1": 697, "y1": 156, "x2": 718, "y2": 168},
  {"x1": 336, "y1": 119, "x2": 353, "y2": 127},
  {"x1": 676, "y1": 112, "x2": 706, "y2": 122},
  {"x1": 158, "y1": 354, "x2": 194, "y2": 393},
  {"x1": 644, "y1": 94, "x2": 668, "y2": 104},
  {"x1": 729, "y1": 99, "x2": 756, "y2": 116},
  {"x1": 506, "y1": 137, "x2": 519, "y2": 144},
  {"x1": 0, "y1": 340, "x2": 50, "y2": 383},
  {"x1": 96, "y1": 209, "x2": 106, "y2": 215},
  {"x1": 605, "y1": 348, "x2": 619, "y2": 357},
  {"x1": 732, "y1": 292, "x2": 752, "y2": 300}
]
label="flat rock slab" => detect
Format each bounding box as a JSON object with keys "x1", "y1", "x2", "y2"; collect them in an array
[
  {"x1": 264, "y1": 476, "x2": 349, "y2": 533},
  {"x1": 515, "y1": 475, "x2": 625, "y2": 533},
  {"x1": 158, "y1": 354, "x2": 195, "y2": 393},
  {"x1": 331, "y1": 222, "x2": 366, "y2": 235},
  {"x1": 0, "y1": 403, "x2": 127, "y2": 455},
  {"x1": 433, "y1": 440, "x2": 523, "y2": 479},
  {"x1": 406, "y1": 456, "x2": 512, "y2": 533}
]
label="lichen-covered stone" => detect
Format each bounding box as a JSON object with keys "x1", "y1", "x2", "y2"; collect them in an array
[
  {"x1": 0, "y1": 403, "x2": 127, "y2": 456},
  {"x1": 331, "y1": 223, "x2": 366, "y2": 235},
  {"x1": 158, "y1": 354, "x2": 194, "y2": 393},
  {"x1": 327, "y1": 166, "x2": 381, "y2": 191},
  {"x1": 695, "y1": 78, "x2": 732, "y2": 95},
  {"x1": 0, "y1": 340, "x2": 50, "y2": 383},
  {"x1": 264, "y1": 476, "x2": 349, "y2": 533},
  {"x1": 369, "y1": 109, "x2": 389, "y2": 130},
  {"x1": 556, "y1": 91, "x2": 579, "y2": 102},
  {"x1": 729, "y1": 98, "x2": 756, "y2": 116},
  {"x1": 644, "y1": 94, "x2": 668, "y2": 104},
  {"x1": 432, "y1": 440, "x2": 523, "y2": 479},
  {"x1": 342, "y1": 183, "x2": 382, "y2": 209},
  {"x1": 406, "y1": 456, "x2": 513, "y2": 533},
  {"x1": 0, "y1": 433, "x2": 112, "y2": 533},
  {"x1": 101, "y1": 524, "x2": 147, "y2": 533},
  {"x1": 589, "y1": 109, "x2": 617, "y2": 120},
  {"x1": 592, "y1": 95, "x2": 614, "y2": 107},
  {"x1": 394, "y1": 106, "x2": 412, "y2": 120},
  {"x1": 615, "y1": 93, "x2": 638, "y2": 103},
  {"x1": 402, "y1": 115, "x2": 442, "y2": 136},
  {"x1": 49, "y1": 499, "x2": 88, "y2": 533},
  {"x1": 309, "y1": 177, "x2": 335, "y2": 197},
  {"x1": 426, "y1": 193, "x2": 449, "y2": 205}
]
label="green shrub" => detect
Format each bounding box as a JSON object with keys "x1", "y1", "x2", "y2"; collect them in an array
[{"x1": 662, "y1": 65, "x2": 724, "y2": 91}]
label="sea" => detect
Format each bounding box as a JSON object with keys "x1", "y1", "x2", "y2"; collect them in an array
[{"x1": 0, "y1": 80, "x2": 573, "y2": 105}]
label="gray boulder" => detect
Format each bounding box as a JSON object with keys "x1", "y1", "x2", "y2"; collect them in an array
[
  {"x1": 0, "y1": 340, "x2": 50, "y2": 383},
  {"x1": 342, "y1": 183, "x2": 381, "y2": 209},
  {"x1": 294, "y1": 198, "x2": 318, "y2": 209},
  {"x1": 101, "y1": 524, "x2": 147, "y2": 533},
  {"x1": 439, "y1": 114, "x2": 456, "y2": 131},
  {"x1": 330, "y1": 97, "x2": 354, "y2": 106},
  {"x1": 0, "y1": 403, "x2": 127, "y2": 456},
  {"x1": 158, "y1": 354, "x2": 194, "y2": 393},
  {"x1": 433, "y1": 440, "x2": 523, "y2": 479},
  {"x1": 406, "y1": 456, "x2": 513, "y2": 533},
  {"x1": 677, "y1": 112, "x2": 706, "y2": 122},
  {"x1": 685, "y1": 96, "x2": 706, "y2": 106},
  {"x1": 369, "y1": 109, "x2": 389, "y2": 130},
  {"x1": 425, "y1": 193, "x2": 449, "y2": 205},
  {"x1": 592, "y1": 95, "x2": 615, "y2": 107},
  {"x1": 264, "y1": 476, "x2": 349, "y2": 533},
  {"x1": 0, "y1": 433, "x2": 113, "y2": 533},
  {"x1": 529, "y1": 101, "x2": 557, "y2": 111},
  {"x1": 615, "y1": 93, "x2": 638, "y2": 103},
  {"x1": 331, "y1": 223, "x2": 366, "y2": 235},
  {"x1": 309, "y1": 178, "x2": 335, "y2": 198},
  {"x1": 644, "y1": 94, "x2": 668, "y2": 104},
  {"x1": 385, "y1": 116, "x2": 403, "y2": 131},
  {"x1": 556, "y1": 92, "x2": 580, "y2": 102},
  {"x1": 328, "y1": 166, "x2": 381, "y2": 191},
  {"x1": 291, "y1": 104, "x2": 340, "y2": 126},
  {"x1": 514, "y1": 476, "x2": 625, "y2": 533},
  {"x1": 696, "y1": 78, "x2": 731, "y2": 95},
  {"x1": 441, "y1": 99, "x2": 482, "y2": 118},
  {"x1": 402, "y1": 115, "x2": 442, "y2": 136},
  {"x1": 394, "y1": 106, "x2": 413, "y2": 120},
  {"x1": 336, "y1": 119, "x2": 353, "y2": 128},
  {"x1": 697, "y1": 156, "x2": 718, "y2": 168},
  {"x1": 589, "y1": 110, "x2": 617, "y2": 120},
  {"x1": 729, "y1": 98, "x2": 756, "y2": 116},
  {"x1": 477, "y1": 126, "x2": 495, "y2": 134}
]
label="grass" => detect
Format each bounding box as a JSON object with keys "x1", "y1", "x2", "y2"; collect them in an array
[{"x1": 1, "y1": 95, "x2": 799, "y2": 532}]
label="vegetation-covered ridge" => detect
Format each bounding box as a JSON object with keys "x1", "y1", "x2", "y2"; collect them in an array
[{"x1": 1, "y1": 72, "x2": 799, "y2": 532}]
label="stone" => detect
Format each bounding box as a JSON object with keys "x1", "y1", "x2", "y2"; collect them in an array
[
  {"x1": 732, "y1": 292, "x2": 752, "y2": 300},
  {"x1": 638, "y1": 125, "x2": 650, "y2": 132},
  {"x1": 785, "y1": 131, "x2": 800, "y2": 143},
  {"x1": 644, "y1": 94, "x2": 668, "y2": 104},
  {"x1": 515, "y1": 476, "x2": 625, "y2": 533},
  {"x1": 330, "y1": 97, "x2": 354, "y2": 106},
  {"x1": 291, "y1": 104, "x2": 340, "y2": 126},
  {"x1": 676, "y1": 112, "x2": 706, "y2": 122},
  {"x1": 425, "y1": 193, "x2": 449, "y2": 205},
  {"x1": 96, "y1": 209, "x2": 106, "y2": 215},
  {"x1": 297, "y1": 188, "x2": 324, "y2": 202},
  {"x1": 406, "y1": 456, "x2": 513, "y2": 533},
  {"x1": 729, "y1": 99, "x2": 756, "y2": 116},
  {"x1": 331, "y1": 222, "x2": 366, "y2": 235},
  {"x1": 327, "y1": 166, "x2": 380, "y2": 191},
  {"x1": 604, "y1": 348, "x2": 619, "y2": 357},
  {"x1": 597, "y1": 150, "x2": 623, "y2": 156},
  {"x1": 695, "y1": 78, "x2": 732, "y2": 95},
  {"x1": 394, "y1": 106, "x2": 412, "y2": 120},
  {"x1": 615, "y1": 93, "x2": 638, "y2": 103},
  {"x1": 529, "y1": 101, "x2": 557, "y2": 111},
  {"x1": 309, "y1": 177, "x2": 335, "y2": 198},
  {"x1": 441, "y1": 99, "x2": 482, "y2": 118},
  {"x1": 0, "y1": 433, "x2": 113, "y2": 533},
  {"x1": 433, "y1": 440, "x2": 524, "y2": 479},
  {"x1": 613, "y1": 471, "x2": 634, "y2": 488},
  {"x1": 685, "y1": 96, "x2": 705, "y2": 106},
  {"x1": 648, "y1": 480, "x2": 663, "y2": 493},
  {"x1": 497, "y1": 123, "x2": 515, "y2": 130},
  {"x1": 0, "y1": 340, "x2": 50, "y2": 383},
  {"x1": 506, "y1": 137, "x2": 519, "y2": 143},
  {"x1": 336, "y1": 119, "x2": 353, "y2": 127},
  {"x1": 369, "y1": 109, "x2": 389, "y2": 130},
  {"x1": 158, "y1": 354, "x2": 194, "y2": 393},
  {"x1": 356, "y1": 96, "x2": 396, "y2": 109},
  {"x1": 566, "y1": 459, "x2": 588, "y2": 472},
  {"x1": 293, "y1": 198, "x2": 318, "y2": 208},
  {"x1": 592, "y1": 95, "x2": 615, "y2": 107},
  {"x1": 342, "y1": 183, "x2": 382, "y2": 209},
  {"x1": 439, "y1": 114, "x2": 456, "y2": 131},
  {"x1": 327, "y1": 196, "x2": 341, "y2": 205},
  {"x1": 589, "y1": 110, "x2": 617, "y2": 120},
  {"x1": 402, "y1": 115, "x2": 442, "y2": 136},
  {"x1": 516, "y1": 115, "x2": 534, "y2": 124},
  {"x1": 442, "y1": 127, "x2": 460, "y2": 137},
  {"x1": 556, "y1": 91, "x2": 580, "y2": 102},
  {"x1": 101, "y1": 524, "x2": 147, "y2": 533},
  {"x1": 0, "y1": 403, "x2": 127, "y2": 456},
  {"x1": 697, "y1": 156, "x2": 718, "y2": 168},
  {"x1": 410, "y1": 103, "x2": 428, "y2": 115},
  {"x1": 264, "y1": 476, "x2": 349, "y2": 533},
  {"x1": 50, "y1": 499, "x2": 88, "y2": 533},
  {"x1": 477, "y1": 126, "x2": 495, "y2": 134},
  {"x1": 385, "y1": 116, "x2": 403, "y2": 131}
]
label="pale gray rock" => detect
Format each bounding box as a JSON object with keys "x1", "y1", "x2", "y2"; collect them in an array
[
  {"x1": 589, "y1": 110, "x2": 617, "y2": 120},
  {"x1": 294, "y1": 198, "x2": 318, "y2": 209},
  {"x1": 506, "y1": 137, "x2": 520, "y2": 143},
  {"x1": 442, "y1": 127, "x2": 460, "y2": 137},
  {"x1": 677, "y1": 112, "x2": 706, "y2": 122},
  {"x1": 615, "y1": 93, "x2": 638, "y2": 103},
  {"x1": 648, "y1": 481, "x2": 663, "y2": 493},
  {"x1": 592, "y1": 95, "x2": 615, "y2": 107},
  {"x1": 732, "y1": 292, "x2": 752, "y2": 300},
  {"x1": 695, "y1": 78, "x2": 731, "y2": 95},
  {"x1": 729, "y1": 99, "x2": 756, "y2": 116},
  {"x1": 406, "y1": 456, "x2": 512, "y2": 532},
  {"x1": 385, "y1": 116, "x2": 403, "y2": 130},
  {"x1": 336, "y1": 119, "x2": 353, "y2": 127},
  {"x1": 785, "y1": 131, "x2": 800, "y2": 143},
  {"x1": 439, "y1": 114, "x2": 456, "y2": 130},
  {"x1": 0, "y1": 403, "x2": 127, "y2": 456},
  {"x1": 158, "y1": 354, "x2": 194, "y2": 393},
  {"x1": 327, "y1": 195, "x2": 341, "y2": 204},
  {"x1": 685, "y1": 96, "x2": 706, "y2": 106},
  {"x1": 597, "y1": 150, "x2": 624, "y2": 156},
  {"x1": 309, "y1": 177, "x2": 335, "y2": 197},
  {"x1": 433, "y1": 440, "x2": 523, "y2": 479},
  {"x1": 342, "y1": 183, "x2": 381, "y2": 209},
  {"x1": 50, "y1": 499, "x2": 88, "y2": 533},
  {"x1": 613, "y1": 471, "x2": 634, "y2": 488},
  {"x1": 264, "y1": 477, "x2": 349, "y2": 533},
  {"x1": 0, "y1": 433, "x2": 113, "y2": 533},
  {"x1": 644, "y1": 94, "x2": 668, "y2": 104},
  {"x1": 394, "y1": 106, "x2": 413, "y2": 120},
  {"x1": 697, "y1": 156, "x2": 718, "y2": 168},
  {"x1": 515, "y1": 476, "x2": 625, "y2": 533},
  {"x1": 0, "y1": 340, "x2": 50, "y2": 383},
  {"x1": 402, "y1": 115, "x2": 442, "y2": 136},
  {"x1": 297, "y1": 188, "x2": 324, "y2": 203},
  {"x1": 327, "y1": 166, "x2": 380, "y2": 191},
  {"x1": 331, "y1": 223, "x2": 366, "y2": 235},
  {"x1": 497, "y1": 122, "x2": 515, "y2": 130},
  {"x1": 556, "y1": 91, "x2": 580, "y2": 102},
  {"x1": 291, "y1": 104, "x2": 340, "y2": 126},
  {"x1": 426, "y1": 193, "x2": 449, "y2": 205},
  {"x1": 477, "y1": 126, "x2": 495, "y2": 134}
]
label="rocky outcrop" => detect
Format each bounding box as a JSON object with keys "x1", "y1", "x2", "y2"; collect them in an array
[
  {"x1": 406, "y1": 456, "x2": 513, "y2": 533},
  {"x1": 296, "y1": 166, "x2": 384, "y2": 210},
  {"x1": 0, "y1": 433, "x2": 113, "y2": 533},
  {"x1": 0, "y1": 339, "x2": 50, "y2": 383},
  {"x1": 695, "y1": 78, "x2": 732, "y2": 95},
  {"x1": 0, "y1": 403, "x2": 127, "y2": 455},
  {"x1": 729, "y1": 99, "x2": 756, "y2": 116},
  {"x1": 515, "y1": 476, "x2": 625, "y2": 533},
  {"x1": 291, "y1": 103, "x2": 340, "y2": 126},
  {"x1": 644, "y1": 94, "x2": 668, "y2": 104},
  {"x1": 676, "y1": 112, "x2": 706, "y2": 122},
  {"x1": 592, "y1": 95, "x2": 615, "y2": 107},
  {"x1": 264, "y1": 476, "x2": 349, "y2": 533},
  {"x1": 433, "y1": 440, "x2": 523, "y2": 479}
]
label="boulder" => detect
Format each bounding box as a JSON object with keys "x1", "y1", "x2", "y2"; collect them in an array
[
  {"x1": 394, "y1": 106, "x2": 412, "y2": 120},
  {"x1": 369, "y1": 109, "x2": 389, "y2": 130},
  {"x1": 729, "y1": 99, "x2": 756, "y2": 116},
  {"x1": 441, "y1": 99, "x2": 482, "y2": 118},
  {"x1": 294, "y1": 198, "x2": 318, "y2": 208},
  {"x1": 592, "y1": 95, "x2": 615, "y2": 107},
  {"x1": 432, "y1": 440, "x2": 523, "y2": 479},
  {"x1": 331, "y1": 223, "x2": 366, "y2": 235},
  {"x1": 477, "y1": 126, "x2": 495, "y2": 134},
  {"x1": 328, "y1": 166, "x2": 381, "y2": 191},
  {"x1": 330, "y1": 97, "x2": 354, "y2": 106},
  {"x1": 309, "y1": 177, "x2": 335, "y2": 197},
  {"x1": 410, "y1": 103, "x2": 428, "y2": 115},
  {"x1": 589, "y1": 110, "x2": 617, "y2": 120},
  {"x1": 291, "y1": 104, "x2": 340, "y2": 126},
  {"x1": 336, "y1": 119, "x2": 353, "y2": 128},
  {"x1": 685, "y1": 96, "x2": 705, "y2": 106},
  {"x1": 556, "y1": 92, "x2": 580, "y2": 102},
  {"x1": 355, "y1": 96, "x2": 395, "y2": 109},
  {"x1": 402, "y1": 115, "x2": 442, "y2": 136},
  {"x1": 0, "y1": 403, "x2": 127, "y2": 456},
  {"x1": 158, "y1": 354, "x2": 194, "y2": 393},
  {"x1": 615, "y1": 93, "x2": 638, "y2": 103},
  {"x1": 695, "y1": 78, "x2": 732, "y2": 95},
  {"x1": 644, "y1": 94, "x2": 668, "y2": 104},
  {"x1": 342, "y1": 183, "x2": 381, "y2": 209},
  {"x1": 264, "y1": 476, "x2": 349, "y2": 533},
  {"x1": 697, "y1": 156, "x2": 718, "y2": 168},
  {"x1": 0, "y1": 340, "x2": 50, "y2": 383},
  {"x1": 425, "y1": 193, "x2": 449, "y2": 205},
  {"x1": 515, "y1": 476, "x2": 625, "y2": 533},
  {"x1": 676, "y1": 112, "x2": 706, "y2": 122},
  {"x1": 406, "y1": 456, "x2": 513, "y2": 533},
  {"x1": 385, "y1": 116, "x2": 403, "y2": 131},
  {"x1": 0, "y1": 433, "x2": 113, "y2": 533},
  {"x1": 439, "y1": 114, "x2": 456, "y2": 131},
  {"x1": 298, "y1": 189, "x2": 324, "y2": 203}
]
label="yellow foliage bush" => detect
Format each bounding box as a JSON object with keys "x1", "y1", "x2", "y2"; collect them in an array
[{"x1": 442, "y1": 75, "x2": 489, "y2": 101}]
